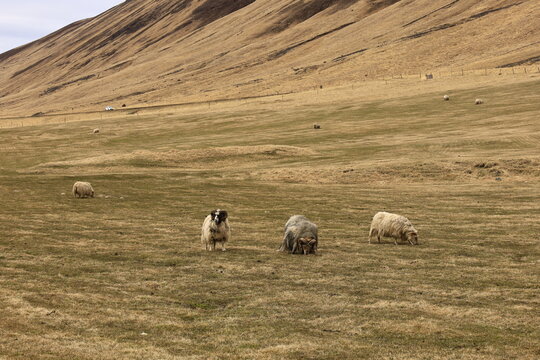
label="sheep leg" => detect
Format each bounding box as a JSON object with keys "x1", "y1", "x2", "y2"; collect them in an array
[
  {"x1": 377, "y1": 230, "x2": 382, "y2": 243},
  {"x1": 279, "y1": 231, "x2": 292, "y2": 252},
  {"x1": 291, "y1": 239, "x2": 298, "y2": 254},
  {"x1": 221, "y1": 241, "x2": 226, "y2": 251},
  {"x1": 369, "y1": 228, "x2": 377, "y2": 244}
]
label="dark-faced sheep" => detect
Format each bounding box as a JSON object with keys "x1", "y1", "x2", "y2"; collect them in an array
[
  {"x1": 368, "y1": 212, "x2": 418, "y2": 245},
  {"x1": 72, "y1": 181, "x2": 94, "y2": 198},
  {"x1": 201, "y1": 209, "x2": 230, "y2": 251},
  {"x1": 279, "y1": 215, "x2": 318, "y2": 255}
]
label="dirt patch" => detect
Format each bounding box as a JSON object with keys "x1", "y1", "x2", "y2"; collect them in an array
[
  {"x1": 268, "y1": 22, "x2": 354, "y2": 60},
  {"x1": 403, "y1": 0, "x2": 461, "y2": 28},
  {"x1": 498, "y1": 55, "x2": 540, "y2": 68},
  {"x1": 252, "y1": 159, "x2": 540, "y2": 184},
  {"x1": 11, "y1": 57, "x2": 53, "y2": 79},
  {"x1": 263, "y1": 0, "x2": 357, "y2": 34},
  {"x1": 400, "y1": 3, "x2": 522, "y2": 41},
  {"x1": 333, "y1": 48, "x2": 368, "y2": 62},
  {"x1": 192, "y1": 0, "x2": 255, "y2": 27},
  {"x1": 34, "y1": 145, "x2": 317, "y2": 170},
  {"x1": 41, "y1": 74, "x2": 96, "y2": 96}
]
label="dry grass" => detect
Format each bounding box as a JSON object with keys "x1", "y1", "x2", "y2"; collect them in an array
[
  {"x1": 0, "y1": 76, "x2": 539, "y2": 359},
  {"x1": 0, "y1": 0, "x2": 538, "y2": 116}
]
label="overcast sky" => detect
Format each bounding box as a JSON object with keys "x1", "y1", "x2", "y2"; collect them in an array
[{"x1": 0, "y1": 1, "x2": 124, "y2": 54}]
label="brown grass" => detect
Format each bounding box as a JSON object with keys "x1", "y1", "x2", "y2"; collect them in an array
[
  {"x1": 0, "y1": 75, "x2": 539, "y2": 359},
  {"x1": 0, "y1": 0, "x2": 539, "y2": 116}
]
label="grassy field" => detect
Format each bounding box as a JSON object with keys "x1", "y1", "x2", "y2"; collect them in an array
[{"x1": 0, "y1": 77, "x2": 539, "y2": 359}]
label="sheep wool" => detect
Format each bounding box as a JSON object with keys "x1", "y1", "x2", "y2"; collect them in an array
[
  {"x1": 201, "y1": 209, "x2": 230, "y2": 251},
  {"x1": 72, "y1": 181, "x2": 95, "y2": 198},
  {"x1": 279, "y1": 215, "x2": 318, "y2": 255},
  {"x1": 369, "y1": 211, "x2": 418, "y2": 245}
]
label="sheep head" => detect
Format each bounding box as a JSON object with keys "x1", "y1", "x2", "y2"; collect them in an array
[
  {"x1": 298, "y1": 237, "x2": 317, "y2": 255},
  {"x1": 407, "y1": 231, "x2": 419, "y2": 245},
  {"x1": 211, "y1": 209, "x2": 228, "y2": 225}
]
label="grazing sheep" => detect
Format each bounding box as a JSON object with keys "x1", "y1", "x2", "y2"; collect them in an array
[
  {"x1": 72, "y1": 181, "x2": 94, "y2": 198},
  {"x1": 314, "y1": 124, "x2": 321, "y2": 129},
  {"x1": 443, "y1": 95, "x2": 450, "y2": 101},
  {"x1": 475, "y1": 99, "x2": 484, "y2": 105},
  {"x1": 93, "y1": 128, "x2": 100, "y2": 134},
  {"x1": 201, "y1": 209, "x2": 230, "y2": 251},
  {"x1": 368, "y1": 212, "x2": 418, "y2": 245},
  {"x1": 279, "y1": 215, "x2": 318, "y2": 255}
]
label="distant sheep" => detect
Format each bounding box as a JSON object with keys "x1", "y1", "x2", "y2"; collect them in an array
[
  {"x1": 279, "y1": 215, "x2": 318, "y2": 255},
  {"x1": 314, "y1": 124, "x2": 321, "y2": 129},
  {"x1": 201, "y1": 209, "x2": 230, "y2": 251},
  {"x1": 93, "y1": 128, "x2": 100, "y2": 134},
  {"x1": 475, "y1": 99, "x2": 484, "y2": 105},
  {"x1": 443, "y1": 95, "x2": 450, "y2": 101},
  {"x1": 368, "y1": 211, "x2": 418, "y2": 245},
  {"x1": 72, "y1": 181, "x2": 94, "y2": 198}
]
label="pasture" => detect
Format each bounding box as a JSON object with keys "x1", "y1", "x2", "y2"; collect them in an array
[{"x1": 0, "y1": 76, "x2": 539, "y2": 359}]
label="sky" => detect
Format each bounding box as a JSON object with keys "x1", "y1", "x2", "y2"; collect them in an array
[{"x1": 0, "y1": 1, "x2": 124, "y2": 54}]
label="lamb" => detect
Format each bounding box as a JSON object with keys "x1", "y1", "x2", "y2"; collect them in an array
[
  {"x1": 443, "y1": 95, "x2": 450, "y2": 101},
  {"x1": 368, "y1": 212, "x2": 418, "y2": 245},
  {"x1": 279, "y1": 215, "x2": 318, "y2": 255},
  {"x1": 72, "y1": 181, "x2": 94, "y2": 198},
  {"x1": 201, "y1": 209, "x2": 230, "y2": 251},
  {"x1": 475, "y1": 98, "x2": 484, "y2": 105}
]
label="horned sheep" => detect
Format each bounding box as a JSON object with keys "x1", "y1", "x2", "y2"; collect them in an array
[
  {"x1": 201, "y1": 209, "x2": 230, "y2": 251},
  {"x1": 72, "y1": 181, "x2": 94, "y2": 198},
  {"x1": 368, "y1": 211, "x2": 418, "y2": 245},
  {"x1": 279, "y1": 215, "x2": 318, "y2": 255}
]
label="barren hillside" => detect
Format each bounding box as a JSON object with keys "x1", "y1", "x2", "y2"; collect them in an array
[{"x1": 0, "y1": 0, "x2": 538, "y2": 116}]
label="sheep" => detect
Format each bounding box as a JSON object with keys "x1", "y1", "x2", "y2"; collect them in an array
[
  {"x1": 93, "y1": 128, "x2": 100, "y2": 134},
  {"x1": 201, "y1": 209, "x2": 230, "y2": 251},
  {"x1": 314, "y1": 124, "x2": 321, "y2": 129},
  {"x1": 443, "y1": 95, "x2": 450, "y2": 101},
  {"x1": 475, "y1": 98, "x2": 484, "y2": 105},
  {"x1": 279, "y1": 215, "x2": 318, "y2": 255},
  {"x1": 368, "y1": 211, "x2": 418, "y2": 245},
  {"x1": 72, "y1": 181, "x2": 94, "y2": 198}
]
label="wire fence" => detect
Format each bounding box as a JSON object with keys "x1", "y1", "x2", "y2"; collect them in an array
[{"x1": 1, "y1": 65, "x2": 538, "y2": 129}]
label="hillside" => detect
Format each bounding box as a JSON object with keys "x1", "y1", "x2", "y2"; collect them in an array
[{"x1": 0, "y1": 0, "x2": 539, "y2": 116}]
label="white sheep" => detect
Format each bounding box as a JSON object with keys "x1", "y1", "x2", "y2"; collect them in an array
[
  {"x1": 201, "y1": 209, "x2": 230, "y2": 251},
  {"x1": 72, "y1": 181, "x2": 94, "y2": 198},
  {"x1": 93, "y1": 128, "x2": 100, "y2": 134},
  {"x1": 475, "y1": 99, "x2": 484, "y2": 105},
  {"x1": 443, "y1": 95, "x2": 450, "y2": 101},
  {"x1": 279, "y1": 215, "x2": 318, "y2": 255},
  {"x1": 368, "y1": 212, "x2": 418, "y2": 245}
]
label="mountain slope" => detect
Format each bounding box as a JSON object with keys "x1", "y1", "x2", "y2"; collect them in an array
[{"x1": 0, "y1": 0, "x2": 538, "y2": 116}]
